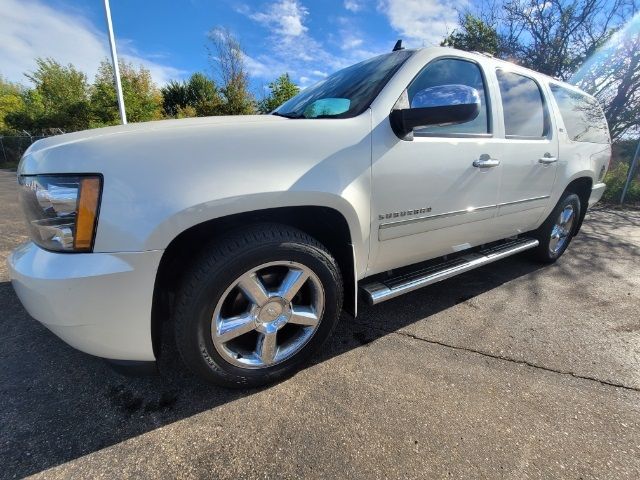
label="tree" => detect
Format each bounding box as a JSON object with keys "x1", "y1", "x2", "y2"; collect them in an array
[
  {"x1": 571, "y1": 16, "x2": 640, "y2": 140},
  {"x1": 186, "y1": 72, "x2": 223, "y2": 116},
  {"x1": 162, "y1": 73, "x2": 224, "y2": 118},
  {"x1": 258, "y1": 73, "x2": 299, "y2": 114},
  {"x1": 91, "y1": 60, "x2": 163, "y2": 126},
  {"x1": 161, "y1": 80, "x2": 189, "y2": 117},
  {"x1": 500, "y1": 0, "x2": 635, "y2": 79},
  {"x1": 5, "y1": 58, "x2": 91, "y2": 133},
  {"x1": 441, "y1": 14, "x2": 500, "y2": 55},
  {"x1": 207, "y1": 28, "x2": 255, "y2": 115},
  {"x1": 0, "y1": 76, "x2": 24, "y2": 133}
]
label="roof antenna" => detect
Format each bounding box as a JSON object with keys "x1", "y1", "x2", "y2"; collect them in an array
[{"x1": 392, "y1": 39, "x2": 404, "y2": 51}]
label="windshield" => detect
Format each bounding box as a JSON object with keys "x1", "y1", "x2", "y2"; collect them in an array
[{"x1": 274, "y1": 50, "x2": 414, "y2": 119}]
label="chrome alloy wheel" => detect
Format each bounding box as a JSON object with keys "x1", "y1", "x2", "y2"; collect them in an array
[
  {"x1": 549, "y1": 204, "x2": 575, "y2": 255},
  {"x1": 211, "y1": 261, "x2": 325, "y2": 369}
]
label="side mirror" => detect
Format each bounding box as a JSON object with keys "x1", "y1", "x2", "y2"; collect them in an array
[{"x1": 390, "y1": 84, "x2": 481, "y2": 138}]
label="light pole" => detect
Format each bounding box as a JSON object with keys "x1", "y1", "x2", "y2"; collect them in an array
[
  {"x1": 621, "y1": 139, "x2": 640, "y2": 204},
  {"x1": 103, "y1": 0, "x2": 127, "y2": 124}
]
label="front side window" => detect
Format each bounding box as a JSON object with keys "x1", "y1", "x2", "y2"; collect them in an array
[
  {"x1": 406, "y1": 58, "x2": 490, "y2": 136},
  {"x1": 274, "y1": 50, "x2": 414, "y2": 119},
  {"x1": 497, "y1": 70, "x2": 548, "y2": 138},
  {"x1": 549, "y1": 84, "x2": 609, "y2": 144}
]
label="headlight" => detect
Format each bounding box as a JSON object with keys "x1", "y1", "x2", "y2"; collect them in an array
[{"x1": 18, "y1": 175, "x2": 102, "y2": 252}]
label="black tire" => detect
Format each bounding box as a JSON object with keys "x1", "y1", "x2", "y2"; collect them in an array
[
  {"x1": 173, "y1": 223, "x2": 343, "y2": 388},
  {"x1": 530, "y1": 192, "x2": 581, "y2": 263}
]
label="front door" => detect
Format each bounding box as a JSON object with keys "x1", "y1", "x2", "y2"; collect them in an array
[{"x1": 368, "y1": 56, "x2": 503, "y2": 275}]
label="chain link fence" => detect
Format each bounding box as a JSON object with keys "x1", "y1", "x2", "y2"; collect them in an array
[{"x1": 0, "y1": 135, "x2": 50, "y2": 169}]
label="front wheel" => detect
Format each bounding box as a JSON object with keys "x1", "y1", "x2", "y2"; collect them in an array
[
  {"x1": 531, "y1": 192, "x2": 581, "y2": 263},
  {"x1": 173, "y1": 224, "x2": 343, "y2": 388}
]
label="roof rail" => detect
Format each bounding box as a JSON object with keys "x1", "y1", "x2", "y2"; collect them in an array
[{"x1": 471, "y1": 51, "x2": 495, "y2": 58}]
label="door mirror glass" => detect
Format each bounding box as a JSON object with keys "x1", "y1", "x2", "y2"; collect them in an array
[{"x1": 411, "y1": 84, "x2": 481, "y2": 110}]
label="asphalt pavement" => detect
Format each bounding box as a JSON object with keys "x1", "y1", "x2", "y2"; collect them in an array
[{"x1": 1, "y1": 169, "x2": 639, "y2": 479}]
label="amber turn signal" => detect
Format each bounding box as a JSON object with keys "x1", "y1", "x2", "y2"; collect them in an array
[{"x1": 74, "y1": 177, "x2": 101, "y2": 251}]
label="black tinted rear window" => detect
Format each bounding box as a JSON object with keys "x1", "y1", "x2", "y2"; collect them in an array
[{"x1": 550, "y1": 84, "x2": 609, "y2": 144}]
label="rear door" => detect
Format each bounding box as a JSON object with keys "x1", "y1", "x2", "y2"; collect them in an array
[{"x1": 493, "y1": 69, "x2": 558, "y2": 236}]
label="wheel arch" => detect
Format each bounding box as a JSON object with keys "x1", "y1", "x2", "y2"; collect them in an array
[
  {"x1": 151, "y1": 206, "x2": 358, "y2": 360},
  {"x1": 563, "y1": 175, "x2": 593, "y2": 235}
]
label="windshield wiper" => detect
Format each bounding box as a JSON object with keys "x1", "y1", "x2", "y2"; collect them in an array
[{"x1": 271, "y1": 111, "x2": 304, "y2": 119}]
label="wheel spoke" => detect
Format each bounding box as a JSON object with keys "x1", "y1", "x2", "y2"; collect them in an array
[
  {"x1": 560, "y1": 208, "x2": 573, "y2": 226},
  {"x1": 289, "y1": 306, "x2": 319, "y2": 327},
  {"x1": 257, "y1": 332, "x2": 277, "y2": 364},
  {"x1": 279, "y1": 268, "x2": 309, "y2": 302},
  {"x1": 238, "y1": 273, "x2": 269, "y2": 306},
  {"x1": 217, "y1": 314, "x2": 256, "y2": 342}
]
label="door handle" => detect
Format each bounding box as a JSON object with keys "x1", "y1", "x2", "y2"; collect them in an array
[
  {"x1": 473, "y1": 154, "x2": 500, "y2": 168},
  {"x1": 539, "y1": 154, "x2": 558, "y2": 165}
]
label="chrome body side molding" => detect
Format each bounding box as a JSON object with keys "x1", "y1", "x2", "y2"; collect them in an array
[
  {"x1": 497, "y1": 195, "x2": 550, "y2": 208},
  {"x1": 377, "y1": 196, "x2": 550, "y2": 241}
]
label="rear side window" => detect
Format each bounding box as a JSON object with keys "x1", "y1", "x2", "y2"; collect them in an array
[
  {"x1": 497, "y1": 70, "x2": 548, "y2": 138},
  {"x1": 549, "y1": 84, "x2": 609, "y2": 144}
]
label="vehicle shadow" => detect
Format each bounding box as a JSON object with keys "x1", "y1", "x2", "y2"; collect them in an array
[
  {"x1": 1, "y1": 211, "x2": 638, "y2": 478},
  {"x1": 0, "y1": 255, "x2": 543, "y2": 478}
]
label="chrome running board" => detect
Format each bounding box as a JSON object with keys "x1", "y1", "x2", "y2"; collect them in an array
[{"x1": 360, "y1": 238, "x2": 539, "y2": 305}]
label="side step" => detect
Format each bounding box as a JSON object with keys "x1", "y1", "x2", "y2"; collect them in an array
[{"x1": 360, "y1": 238, "x2": 539, "y2": 305}]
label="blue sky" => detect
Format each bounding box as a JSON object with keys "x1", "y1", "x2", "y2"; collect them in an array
[{"x1": 0, "y1": 0, "x2": 467, "y2": 92}]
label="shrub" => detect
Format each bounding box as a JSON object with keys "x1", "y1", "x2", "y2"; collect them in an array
[{"x1": 602, "y1": 161, "x2": 640, "y2": 203}]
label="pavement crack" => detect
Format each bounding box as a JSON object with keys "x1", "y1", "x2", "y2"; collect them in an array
[{"x1": 364, "y1": 325, "x2": 640, "y2": 393}]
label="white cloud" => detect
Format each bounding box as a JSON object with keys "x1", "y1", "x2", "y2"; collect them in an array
[
  {"x1": 250, "y1": 0, "x2": 309, "y2": 37},
  {"x1": 377, "y1": 0, "x2": 466, "y2": 47},
  {"x1": 241, "y1": 0, "x2": 392, "y2": 87},
  {"x1": 344, "y1": 0, "x2": 365, "y2": 12},
  {"x1": 342, "y1": 33, "x2": 364, "y2": 49},
  {"x1": 0, "y1": 0, "x2": 185, "y2": 86}
]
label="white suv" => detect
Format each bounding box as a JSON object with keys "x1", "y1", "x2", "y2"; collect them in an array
[{"x1": 9, "y1": 47, "x2": 610, "y2": 387}]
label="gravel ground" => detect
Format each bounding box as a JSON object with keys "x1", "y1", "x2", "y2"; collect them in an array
[{"x1": 1, "y1": 169, "x2": 639, "y2": 479}]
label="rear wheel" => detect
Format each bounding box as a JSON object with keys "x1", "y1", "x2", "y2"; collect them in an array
[
  {"x1": 173, "y1": 224, "x2": 343, "y2": 388},
  {"x1": 531, "y1": 192, "x2": 581, "y2": 263}
]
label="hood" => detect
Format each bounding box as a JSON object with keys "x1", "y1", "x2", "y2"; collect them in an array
[{"x1": 25, "y1": 115, "x2": 285, "y2": 156}]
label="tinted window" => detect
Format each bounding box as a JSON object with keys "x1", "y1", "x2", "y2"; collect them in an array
[
  {"x1": 275, "y1": 50, "x2": 413, "y2": 119},
  {"x1": 497, "y1": 70, "x2": 547, "y2": 138},
  {"x1": 407, "y1": 58, "x2": 489, "y2": 135},
  {"x1": 550, "y1": 84, "x2": 609, "y2": 143}
]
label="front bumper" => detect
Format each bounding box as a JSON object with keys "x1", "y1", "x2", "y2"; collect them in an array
[
  {"x1": 8, "y1": 242, "x2": 163, "y2": 361},
  {"x1": 589, "y1": 182, "x2": 606, "y2": 207}
]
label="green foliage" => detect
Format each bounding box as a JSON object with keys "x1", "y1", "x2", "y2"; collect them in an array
[
  {"x1": 90, "y1": 60, "x2": 163, "y2": 126},
  {"x1": 602, "y1": 161, "x2": 640, "y2": 204},
  {"x1": 0, "y1": 77, "x2": 24, "y2": 133},
  {"x1": 219, "y1": 77, "x2": 256, "y2": 115},
  {"x1": 160, "y1": 80, "x2": 188, "y2": 117},
  {"x1": 161, "y1": 72, "x2": 223, "y2": 118},
  {"x1": 601, "y1": 140, "x2": 640, "y2": 203},
  {"x1": 5, "y1": 58, "x2": 91, "y2": 132},
  {"x1": 258, "y1": 73, "x2": 299, "y2": 114},
  {"x1": 441, "y1": 14, "x2": 499, "y2": 55}
]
